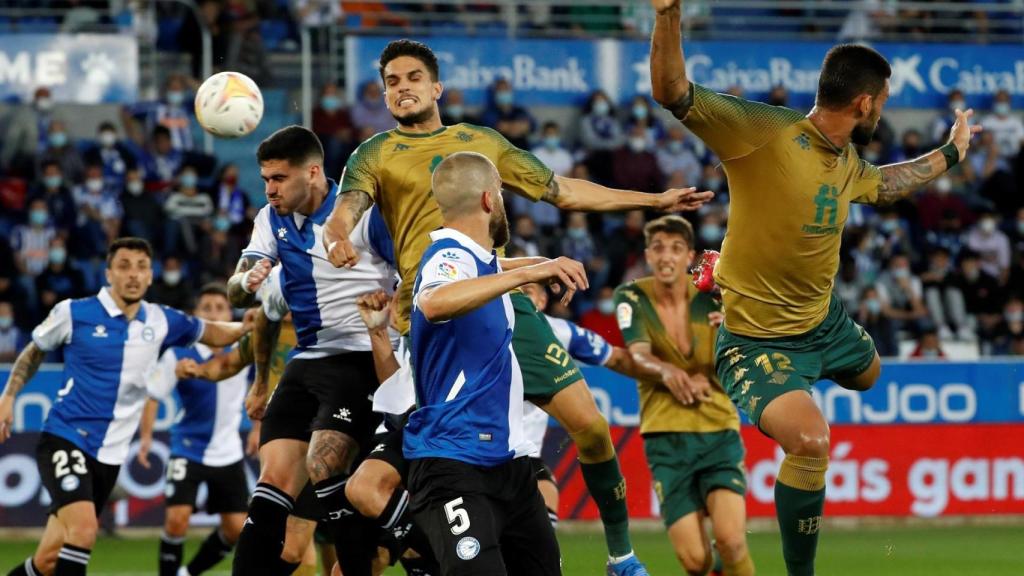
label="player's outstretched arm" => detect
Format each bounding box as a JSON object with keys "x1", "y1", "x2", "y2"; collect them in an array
[
  {"x1": 0, "y1": 342, "x2": 46, "y2": 442},
  {"x1": 356, "y1": 291, "x2": 400, "y2": 384},
  {"x1": 874, "y1": 108, "x2": 982, "y2": 205},
  {"x1": 603, "y1": 347, "x2": 647, "y2": 380},
  {"x1": 544, "y1": 175, "x2": 713, "y2": 213},
  {"x1": 324, "y1": 190, "x2": 373, "y2": 268},
  {"x1": 177, "y1": 349, "x2": 247, "y2": 382},
  {"x1": 418, "y1": 257, "x2": 589, "y2": 323},
  {"x1": 650, "y1": 0, "x2": 692, "y2": 117},
  {"x1": 228, "y1": 255, "x2": 272, "y2": 308},
  {"x1": 199, "y1": 320, "x2": 250, "y2": 348}
]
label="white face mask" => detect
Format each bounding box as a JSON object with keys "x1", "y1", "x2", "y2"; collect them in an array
[
  {"x1": 86, "y1": 178, "x2": 104, "y2": 193},
  {"x1": 935, "y1": 177, "x2": 952, "y2": 195},
  {"x1": 980, "y1": 219, "x2": 997, "y2": 234},
  {"x1": 628, "y1": 137, "x2": 646, "y2": 153},
  {"x1": 127, "y1": 180, "x2": 144, "y2": 196},
  {"x1": 163, "y1": 270, "x2": 182, "y2": 286}
]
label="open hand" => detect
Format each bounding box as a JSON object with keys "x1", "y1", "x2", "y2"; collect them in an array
[
  {"x1": 654, "y1": 187, "x2": 714, "y2": 212},
  {"x1": 949, "y1": 108, "x2": 984, "y2": 162}
]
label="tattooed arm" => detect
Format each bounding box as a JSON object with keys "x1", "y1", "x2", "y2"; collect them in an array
[
  {"x1": 0, "y1": 343, "x2": 46, "y2": 442},
  {"x1": 872, "y1": 108, "x2": 982, "y2": 206},
  {"x1": 245, "y1": 307, "x2": 280, "y2": 421},
  {"x1": 227, "y1": 255, "x2": 272, "y2": 308},
  {"x1": 323, "y1": 190, "x2": 373, "y2": 268}
]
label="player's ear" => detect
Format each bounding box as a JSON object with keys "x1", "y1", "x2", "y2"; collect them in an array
[
  {"x1": 855, "y1": 93, "x2": 872, "y2": 119},
  {"x1": 434, "y1": 81, "x2": 444, "y2": 103}
]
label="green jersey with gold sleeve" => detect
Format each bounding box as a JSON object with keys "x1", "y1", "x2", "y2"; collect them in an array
[
  {"x1": 679, "y1": 84, "x2": 882, "y2": 337},
  {"x1": 340, "y1": 123, "x2": 554, "y2": 333},
  {"x1": 614, "y1": 276, "x2": 739, "y2": 435}
]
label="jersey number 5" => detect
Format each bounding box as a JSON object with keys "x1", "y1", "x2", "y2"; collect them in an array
[
  {"x1": 444, "y1": 497, "x2": 471, "y2": 535},
  {"x1": 53, "y1": 449, "x2": 87, "y2": 477}
]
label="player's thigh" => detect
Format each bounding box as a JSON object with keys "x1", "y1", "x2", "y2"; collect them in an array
[
  {"x1": 260, "y1": 357, "x2": 320, "y2": 448},
  {"x1": 667, "y1": 511, "x2": 712, "y2": 575},
  {"x1": 511, "y1": 292, "x2": 583, "y2": 401},
  {"x1": 818, "y1": 296, "x2": 880, "y2": 392},
  {"x1": 759, "y1": 390, "x2": 830, "y2": 458},
  {"x1": 204, "y1": 460, "x2": 250, "y2": 516},
  {"x1": 501, "y1": 472, "x2": 561, "y2": 576},
  {"x1": 258, "y1": 438, "x2": 310, "y2": 497},
  {"x1": 36, "y1": 433, "x2": 118, "y2": 527},
  {"x1": 163, "y1": 457, "x2": 201, "y2": 512},
  {"x1": 705, "y1": 489, "x2": 749, "y2": 561},
  {"x1": 643, "y1": 434, "x2": 702, "y2": 529},
  {"x1": 413, "y1": 491, "x2": 505, "y2": 576},
  {"x1": 308, "y1": 352, "x2": 382, "y2": 457}
]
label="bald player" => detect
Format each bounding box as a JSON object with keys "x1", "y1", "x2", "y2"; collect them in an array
[
  {"x1": 408, "y1": 151, "x2": 578, "y2": 576},
  {"x1": 650, "y1": 2, "x2": 981, "y2": 574},
  {"x1": 323, "y1": 39, "x2": 712, "y2": 575}
]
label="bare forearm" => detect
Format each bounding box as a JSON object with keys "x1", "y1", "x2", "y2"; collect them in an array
[
  {"x1": 200, "y1": 321, "x2": 247, "y2": 347},
  {"x1": 498, "y1": 256, "x2": 548, "y2": 271},
  {"x1": 629, "y1": 349, "x2": 674, "y2": 382},
  {"x1": 418, "y1": 268, "x2": 532, "y2": 322},
  {"x1": 324, "y1": 190, "x2": 371, "y2": 245},
  {"x1": 875, "y1": 149, "x2": 948, "y2": 205},
  {"x1": 253, "y1": 313, "x2": 280, "y2": 390},
  {"x1": 545, "y1": 176, "x2": 657, "y2": 212},
  {"x1": 2, "y1": 343, "x2": 45, "y2": 398},
  {"x1": 368, "y1": 328, "x2": 399, "y2": 384},
  {"x1": 139, "y1": 399, "x2": 158, "y2": 439},
  {"x1": 604, "y1": 347, "x2": 646, "y2": 380},
  {"x1": 650, "y1": 2, "x2": 690, "y2": 109},
  {"x1": 196, "y1": 351, "x2": 246, "y2": 381},
  {"x1": 228, "y1": 255, "x2": 259, "y2": 308}
]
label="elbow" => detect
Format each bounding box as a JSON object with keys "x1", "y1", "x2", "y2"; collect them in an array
[{"x1": 417, "y1": 293, "x2": 449, "y2": 324}]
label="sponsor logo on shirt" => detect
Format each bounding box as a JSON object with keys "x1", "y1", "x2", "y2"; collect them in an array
[
  {"x1": 437, "y1": 261, "x2": 459, "y2": 280},
  {"x1": 616, "y1": 303, "x2": 632, "y2": 329},
  {"x1": 92, "y1": 325, "x2": 108, "y2": 338},
  {"x1": 277, "y1": 227, "x2": 287, "y2": 240},
  {"x1": 333, "y1": 407, "x2": 352, "y2": 422},
  {"x1": 142, "y1": 326, "x2": 155, "y2": 342}
]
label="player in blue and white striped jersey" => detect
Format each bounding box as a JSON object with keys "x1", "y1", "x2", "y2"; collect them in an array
[
  {"x1": 142, "y1": 284, "x2": 254, "y2": 576},
  {"x1": 407, "y1": 152, "x2": 589, "y2": 575},
  {"x1": 225, "y1": 126, "x2": 397, "y2": 576},
  {"x1": 0, "y1": 238, "x2": 249, "y2": 576}
]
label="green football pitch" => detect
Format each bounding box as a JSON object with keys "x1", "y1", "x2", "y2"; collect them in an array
[
  {"x1": 0, "y1": 523, "x2": 1020, "y2": 575},
  {"x1": 2, "y1": 522, "x2": 1024, "y2": 569}
]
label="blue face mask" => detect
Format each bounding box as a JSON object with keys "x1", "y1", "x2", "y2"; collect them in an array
[
  {"x1": 49, "y1": 247, "x2": 66, "y2": 265},
  {"x1": 446, "y1": 104, "x2": 464, "y2": 118},
  {"x1": 44, "y1": 175, "x2": 62, "y2": 189},
  {"x1": 166, "y1": 91, "x2": 185, "y2": 106},
  {"x1": 49, "y1": 132, "x2": 67, "y2": 148},
  {"x1": 214, "y1": 216, "x2": 231, "y2": 232},
  {"x1": 632, "y1": 104, "x2": 648, "y2": 120},
  {"x1": 567, "y1": 227, "x2": 587, "y2": 240},
  {"x1": 543, "y1": 135, "x2": 560, "y2": 149},
  {"x1": 700, "y1": 224, "x2": 723, "y2": 243},
  {"x1": 597, "y1": 298, "x2": 615, "y2": 315},
  {"x1": 668, "y1": 140, "x2": 684, "y2": 153},
  {"x1": 30, "y1": 210, "x2": 48, "y2": 226},
  {"x1": 866, "y1": 298, "x2": 882, "y2": 315},
  {"x1": 495, "y1": 90, "x2": 514, "y2": 107},
  {"x1": 321, "y1": 95, "x2": 341, "y2": 111},
  {"x1": 180, "y1": 173, "x2": 198, "y2": 188},
  {"x1": 593, "y1": 100, "x2": 610, "y2": 116},
  {"x1": 0, "y1": 316, "x2": 11, "y2": 330}
]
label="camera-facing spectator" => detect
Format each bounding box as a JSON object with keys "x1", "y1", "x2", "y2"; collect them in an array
[
  {"x1": 657, "y1": 126, "x2": 702, "y2": 188},
  {"x1": 142, "y1": 125, "x2": 186, "y2": 188},
  {"x1": 12, "y1": 199, "x2": 56, "y2": 279},
  {"x1": 980, "y1": 89, "x2": 1024, "y2": 163},
  {"x1": 857, "y1": 285, "x2": 899, "y2": 357},
  {"x1": 148, "y1": 256, "x2": 191, "y2": 309},
  {"x1": 920, "y1": 247, "x2": 972, "y2": 340},
  {"x1": 1, "y1": 87, "x2": 60, "y2": 177},
  {"x1": 0, "y1": 300, "x2": 27, "y2": 363},
  {"x1": 84, "y1": 121, "x2": 138, "y2": 190},
  {"x1": 29, "y1": 160, "x2": 77, "y2": 234},
  {"x1": 931, "y1": 89, "x2": 966, "y2": 146},
  {"x1": 876, "y1": 208, "x2": 915, "y2": 261},
  {"x1": 625, "y1": 95, "x2": 664, "y2": 148},
  {"x1": 992, "y1": 297, "x2": 1024, "y2": 355},
  {"x1": 909, "y1": 329, "x2": 947, "y2": 359},
  {"x1": 440, "y1": 88, "x2": 480, "y2": 126},
  {"x1": 120, "y1": 167, "x2": 162, "y2": 245},
  {"x1": 313, "y1": 82, "x2": 355, "y2": 177},
  {"x1": 213, "y1": 163, "x2": 252, "y2": 237},
  {"x1": 35, "y1": 236, "x2": 84, "y2": 317},
  {"x1": 127, "y1": 74, "x2": 195, "y2": 152},
  {"x1": 612, "y1": 124, "x2": 664, "y2": 193},
  {"x1": 953, "y1": 249, "x2": 1005, "y2": 344},
  {"x1": 580, "y1": 90, "x2": 624, "y2": 184},
  {"x1": 482, "y1": 78, "x2": 535, "y2": 150},
  {"x1": 351, "y1": 81, "x2": 395, "y2": 135},
  {"x1": 916, "y1": 175, "x2": 973, "y2": 232},
  {"x1": 509, "y1": 214, "x2": 542, "y2": 257},
  {"x1": 697, "y1": 208, "x2": 727, "y2": 251},
  {"x1": 965, "y1": 211, "x2": 1011, "y2": 281},
  {"x1": 876, "y1": 253, "x2": 930, "y2": 334},
  {"x1": 37, "y1": 119, "x2": 85, "y2": 185},
  {"x1": 164, "y1": 165, "x2": 213, "y2": 258}
]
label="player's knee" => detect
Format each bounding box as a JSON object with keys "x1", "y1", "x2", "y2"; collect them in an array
[
  {"x1": 677, "y1": 546, "x2": 710, "y2": 576},
  {"x1": 568, "y1": 415, "x2": 614, "y2": 463},
  {"x1": 785, "y1": 430, "x2": 830, "y2": 458},
  {"x1": 713, "y1": 530, "x2": 749, "y2": 564},
  {"x1": 63, "y1": 516, "x2": 99, "y2": 549},
  {"x1": 35, "y1": 550, "x2": 59, "y2": 575},
  {"x1": 163, "y1": 512, "x2": 190, "y2": 538},
  {"x1": 346, "y1": 465, "x2": 399, "y2": 518}
]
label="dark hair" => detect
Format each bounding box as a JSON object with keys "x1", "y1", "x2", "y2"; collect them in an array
[
  {"x1": 378, "y1": 39, "x2": 440, "y2": 82},
  {"x1": 541, "y1": 121, "x2": 560, "y2": 132},
  {"x1": 198, "y1": 282, "x2": 228, "y2": 301},
  {"x1": 106, "y1": 237, "x2": 153, "y2": 267},
  {"x1": 152, "y1": 125, "x2": 171, "y2": 139},
  {"x1": 817, "y1": 44, "x2": 891, "y2": 109},
  {"x1": 97, "y1": 121, "x2": 116, "y2": 133},
  {"x1": 256, "y1": 125, "x2": 324, "y2": 167},
  {"x1": 644, "y1": 215, "x2": 694, "y2": 248}
]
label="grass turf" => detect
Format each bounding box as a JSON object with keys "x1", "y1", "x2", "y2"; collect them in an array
[{"x1": 0, "y1": 524, "x2": 1019, "y2": 575}]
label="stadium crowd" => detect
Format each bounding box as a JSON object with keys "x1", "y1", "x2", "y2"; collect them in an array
[{"x1": 2, "y1": 73, "x2": 1024, "y2": 363}]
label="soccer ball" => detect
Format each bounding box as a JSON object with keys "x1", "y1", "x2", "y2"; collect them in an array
[{"x1": 194, "y1": 71, "x2": 264, "y2": 138}]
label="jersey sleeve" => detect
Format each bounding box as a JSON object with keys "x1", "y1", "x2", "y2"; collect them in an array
[
  {"x1": 146, "y1": 348, "x2": 179, "y2": 400},
  {"x1": 339, "y1": 134, "x2": 387, "y2": 200},
  {"x1": 680, "y1": 83, "x2": 805, "y2": 162},
  {"x1": 259, "y1": 266, "x2": 289, "y2": 322},
  {"x1": 241, "y1": 207, "x2": 278, "y2": 261},
  {"x1": 472, "y1": 125, "x2": 554, "y2": 202},
  {"x1": 849, "y1": 158, "x2": 884, "y2": 205},
  {"x1": 614, "y1": 287, "x2": 650, "y2": 345},
  {"x1": 160, "y1": 306, "x2": 205, "y2": 352},
  {"x1": 412, "y1": 247, "x2": 479, "y2": 315},
  {"x1": 548, "y1": 316, "x2": 613, "y2": 366},
  {"x1": 32, "y1": 299, "x2": 73, "y2": 352}
]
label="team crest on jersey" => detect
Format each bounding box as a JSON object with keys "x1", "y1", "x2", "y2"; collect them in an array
[
  {"x1": 793, "y1": 133, "x2": 811, "y2": 150},
  {"x1": 441, "y1": 250, "x2": 460, "y2": 260},
  {"x1": 61, "y1": 474, "x2": 80, "y2": 492},
  {"x1": 456, "y1": 537, "x2": 480, "y2": 560},
  {"x1": 437, "y1": 261, "x2": 459, "y2": 280},
  {"x1": 393, "y1": 143, "x2": 410, "y2": 152},
  {"x1": 616, "y1": 303, "x2": 633, "y2": 329},
  {"x1": 456, "y1": 131, "x2": 474, "y2": 142},
  {"x1": 91, "y1": 325, "x2": 108, "y2": 338},
  {"x1": 142, "y1": 326, "x2": 155, "y2": 342},
  {"x1": 277, "y1": 227, "x2": 287, "y2": 239}
]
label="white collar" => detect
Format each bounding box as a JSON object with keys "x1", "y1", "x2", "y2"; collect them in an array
[
  {"x1": 428, "y1": 227, "x2": 495, "y2": 263},
  {"x1": 98, "y1": 287, "x2": 125, "y2": 317}
]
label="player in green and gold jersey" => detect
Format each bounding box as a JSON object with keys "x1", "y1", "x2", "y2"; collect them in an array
[
  {"x1": 650, "y1": 2, "x2": 981, "y2": 574},
  {"x1": 614, "y1": 216, "x2": 753, "y2": 576},
  {"x1": 322, "y1": 39, "x2": 714, "y2": 576}
]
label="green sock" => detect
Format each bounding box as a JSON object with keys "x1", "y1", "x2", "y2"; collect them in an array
[
  {"x1": 580, "y1": 456, "x2": 632, "y2": 558},
  {"x1": 774, "y1": 454, "x2": 828, "y2": 576},
  {"x1": 712, "y1": 546, "x2": 723, "y2": 573}
]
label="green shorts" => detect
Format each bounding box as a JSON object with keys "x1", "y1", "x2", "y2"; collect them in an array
[
  {"x1": 643, "y1": 430, "x2": 746, "y2": 527},
  {"x1": 716, "y1": 295, "x2": 877, "y2": 428},
  {"x1": 510, "y1": 292, "x2": 583, "y2": 401}
]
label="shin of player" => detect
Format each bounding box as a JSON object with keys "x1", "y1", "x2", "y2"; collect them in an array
[{"x1": 0, "y1": 238, "x2": 248, "y2": 576}]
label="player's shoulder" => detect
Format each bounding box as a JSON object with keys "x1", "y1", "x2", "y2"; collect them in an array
[
  {"x1": 614, "y1": 279, "x2": 649, "y2": 303},
  {"x1": 350, "y1": 130, "x2": 394, "y2": 157},
  {"x1": 458, "y1": 122, "x2": 506, "y2": 143}
]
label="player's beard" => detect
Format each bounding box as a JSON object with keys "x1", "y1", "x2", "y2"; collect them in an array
[
  {"x1": 490, "y1": 204, "x2": 510, "y2": 248},
  {"x1": 392, "y1": 104, "x2": 436, "y2": 127},
  {"x1": 851, "y1": 111, "x2": 880, "y2": 146}
]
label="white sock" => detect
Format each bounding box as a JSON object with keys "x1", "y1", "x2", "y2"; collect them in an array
[{"x1": 609, "y1": 551, "x2": 636, "y2": 564}]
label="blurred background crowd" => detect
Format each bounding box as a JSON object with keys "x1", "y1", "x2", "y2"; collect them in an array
[{"x1": 2, "y1": 0, "x2": 1024, "y2": 364}]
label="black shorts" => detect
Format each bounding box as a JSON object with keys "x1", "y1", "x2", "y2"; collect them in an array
[
  {"x1": 530, "y1": 457, "x2": 555, "y2": 485},
  {"x1": 364, "y1": 411, "x2": 411, "y2": 482},
  {"x1": 408, "y1": 457, "x2": 560, "y2": 576},
  {"x1": 260, "y1": 352, "x2": 382, "y2": 448},
  {"x1": 164, "y1": 457, "x2": 249, "y2": 514},
  {"x1": 37, "y1": 432, "x2": 121, "y2": 516}
]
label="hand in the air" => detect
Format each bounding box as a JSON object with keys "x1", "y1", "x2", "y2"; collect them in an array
[{"x1": 948, "y1": 108, "x2": 984, "y2": 162}]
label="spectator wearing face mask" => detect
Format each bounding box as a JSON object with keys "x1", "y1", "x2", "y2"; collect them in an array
[
  {"x1": 0, "y1": 300, "x2": 25, "y2": 362},
  {"x1": 84, "y1": 121, "x2": 138, "y2": 189},
  {"x1": 656, "y1": 126, "x2": 702, "y2": 188},
  {"x1": 992, "y1": 297, "x2": 1024, "y2": 355},
  {"x1": 120, "y1": 167, "x2": 162, "y2": 244},
  {"x1": 699, "y1": 164, "x2": 726, "y2": 197},
  {"x1": 351, "y1": 81, "x2": 396, "y2": 136},
  {"x1": 1, "y1": 87, "x2": 58, "y2": 177},
  {"x1": 909, "y1": 329, "x2": 947, "y2": 359},
  {"x1": 28, "y1": 160, "x2": 77, "y2": 234},
  {"x1": 980, "y1": 90, "x2": 1024, "y2": 163},
  {"x1": 35, "y1": 236, "x2": 84, "y2": 317},
  {"x1": 312, "y1": 82, "x2": 355, "y2": 177},
  {"x1": 126, "y1": 74, "x2": 195, "y2": 151},
  {"x1": 857, "y1": 286, "x2": 898, "y2": 357},
  {"x1": 916, "y1": 175, "x2": 973, "y2": 232},
  {"x1": 12, "y1": 199, "x2": 56, "y2": 279},
  {"x1": 440, "y1": 88, "x2": 480, "y2": 126},
  {"x1": 561, "y1": 212, "x2": 609, "y2": 297},
  {"x1": 148, "y1": 256, "x2": 192, "y2": 309},
  {"x1": 875, "y1": 254, "x2": 930, "y2": 335},
  {"x1": 214, "y1": 163, "x2": 251, "y2": 236},
  {"x1": 920, "y1": 247, "x2": 972, "y2": 341},
  {"x1": 697, "y1": 209, "x2": 727, "y2": 251},
  {"x1": 481, "y1": 78, "x2": 535, "y2": 150},
  {"x1": 580, "y1": 90, "x2": 624, "y2": 185},
  {"x1": 579, "y1": 286, "x2": 625, "y2": 347},
  {"x1": 142, "y1": 125, "x2": 186, "y2": 189},
  {"x1": 164, "y1": 166, "x2": 214, "y2": 258},
  {"x1": 624, "y1": 95, "x2": 665, "y2": 147},
  {"x1": 953, "y1": 249, "x2": 1004, "y2": 343},
  {"x1": 509, "y1": 121, "x2": 571, "y2": 231},
  {"x1": 930, "y1": 89, "x2": 966, "y2": 146},
  {"x1": 509, "y1": 214, "x2": 542, "y2": 257},
  {"x1": 37, "y1": 119, "x2": 86, "y2": 184},
  {"x1": 612, "y1": 124, "x2": 664, "y2": 194},
  {"x1": 965, "y1": 212, "x2": 1011, "y2": 281},
  {"x1": 875, "y1": 208, "x2": 915, "y2": 262}
]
